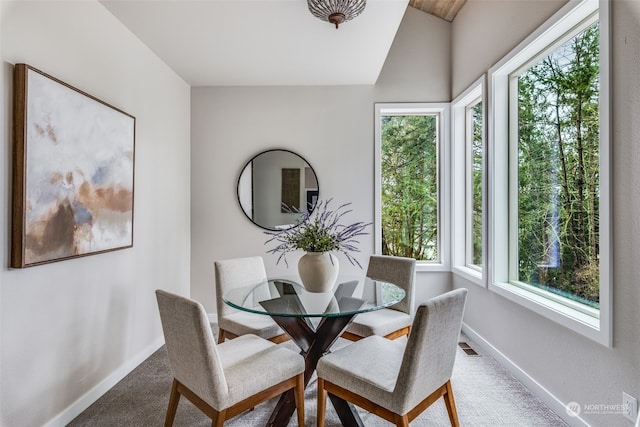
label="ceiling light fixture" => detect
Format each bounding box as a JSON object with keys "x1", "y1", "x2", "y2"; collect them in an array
[{"x1": 307, "y1": 0, "x2": 367, "y2": 29}]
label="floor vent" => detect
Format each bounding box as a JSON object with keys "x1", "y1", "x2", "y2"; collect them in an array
[{"x1": 458, "y1": 341, "x2": 479, "y2": 356}]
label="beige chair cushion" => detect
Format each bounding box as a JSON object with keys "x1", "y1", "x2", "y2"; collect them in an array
[
  {"x1": 218, "y1": 311, "x2": 284, "y2": 340},
  {"x1": 344, "y1": 308, "x2": 412, "y2": 338},
  {"x1": 218, "y1": 334, "x2": 304, "y2": 407},
  {"x1": 156, "y1": 289, "x2": 229, "y2": 409},
  {"x1": 319, "y1": 288, "x2": 468, "y2": 416},
  {"x1": 215, "y1": 256, "x2": 268, "y2": 318},
  {"x1": 156, "y1": 290, "x2": 304, "y2": 412},
  {"x1": 366, "y1": 255, "x2": 416, "y2": 315},
  {"x1": 214, "y1": 256, "x2": 285, "y2": 339},
  {"x1": 343, "y1": 255, "x2": 416, "y2": 339},
  {"x1": 318, "y1": 336, "x2": 406, "y2": 412}
]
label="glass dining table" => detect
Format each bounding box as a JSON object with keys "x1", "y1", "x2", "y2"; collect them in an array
[{"x1": 223, "y1": 275, "x2": 406, "y2": 427}]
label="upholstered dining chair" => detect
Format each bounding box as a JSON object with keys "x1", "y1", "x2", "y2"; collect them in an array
[
  {"x1": 317, "y1": 288, "x2": 468, "y2": 427},
  {"x1": 341, "y1": 255, "x2": 416, "y2": 341},
  {"x1": 214, "y1": 256, "x2": 288, "y2": 344},
  {"x1": 155, "y1": 289, "x2": 305, "y2": 427}
]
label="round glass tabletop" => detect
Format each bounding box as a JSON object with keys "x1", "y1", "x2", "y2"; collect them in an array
[{"x1": 222, "y1": 276, "x2": 406, "y2": 318}]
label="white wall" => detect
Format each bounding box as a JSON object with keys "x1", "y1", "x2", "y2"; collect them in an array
[
  {"x1": 452, "y1": 1, "x2": 640, "y2": 426},
  {"x1": 190, "y1": 7, "x2": 452, "y2": 313},
  {"x1": 451, "y1": 0, "x2": 568, "y2": 97},
  {"x1": 0, "y1": 1, "x2": 191, "y2": 426}
]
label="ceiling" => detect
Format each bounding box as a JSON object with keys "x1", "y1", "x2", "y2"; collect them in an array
[{"x1": 100, "y1": 0, "x2": 464, "y2": 87}]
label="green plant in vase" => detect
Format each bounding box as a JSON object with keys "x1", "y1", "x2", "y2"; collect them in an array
[{"x1": 264, "y1": 199, "x2": 371, "y2": 292}]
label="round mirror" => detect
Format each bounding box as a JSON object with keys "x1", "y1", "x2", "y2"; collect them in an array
[{"x1": 237, "y1": 149, "x2": 319, "y2": 231}]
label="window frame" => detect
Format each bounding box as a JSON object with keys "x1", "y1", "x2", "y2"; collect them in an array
[
  {"x1": 374, "y1": 103, "x2": 451, "y2": 272},
  {"x1": 487, "y1": 0, "x2": 611, "y2": 346},
  {"x1": 452, "y1": 76, "x2": 487, "y2": 286}
]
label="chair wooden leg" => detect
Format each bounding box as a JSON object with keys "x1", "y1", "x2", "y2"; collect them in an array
[
  {"x1": 217, "y1": 328, "x2": 225, "y2": 344},
  {"x1": 342, "y1": 325, "x2": 411, "y2": 342},
  {"x1": 164, "y1": 379, "x2": 181, "y2": 427},
  {"x1": 268, "y1": 333, "x2": 290, "y2": 344},
  {"x1": 443, "y1": 380, "x2": 460, "y2": 427},
  {"x1": 384, "y1": 326, "x2": 411, "y2": 340},
  {"x1": 317, "y1": 378, "x2": 327, "y2": 427},
  {"x1": 211, "y1": 409, "x2": 226, "y2": 427},
  {"x1": 294, "y1": 373, "x2": 305, "y2": 427},
  {"x1": 395, "y1": 413, "x2": 410, "y2": 427},
  {"x1": 340, "y1": 331, "x2": 363, "y2": 341}
]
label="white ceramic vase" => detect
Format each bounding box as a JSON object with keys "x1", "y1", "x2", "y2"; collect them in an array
[{"x1": 297, "y1": 251, "x2": 339, "y2": 293}]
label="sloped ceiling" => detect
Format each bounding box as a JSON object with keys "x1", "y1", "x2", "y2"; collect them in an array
[
  {"x1": 100, "y1": 0, "x2": 410, "y2": 86},
  {"x1": 100, "y1": 0, "x2": 466, "y2": 86}
]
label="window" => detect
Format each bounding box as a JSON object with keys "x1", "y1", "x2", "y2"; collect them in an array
[
  {"x1": 489, "y1": 0, "x2": 610, "y2": 345},
  {"x1": 469, "y1": 101, "x2": 483, "y2": 267},
  {"x1": 513, "y1": 20, "x2": 600, "y2": 308},
  {"x1": 452, "y1": 77, "x2": 486, "y2": 283},
  {"x1": 374, "y1": 104, "x2": 450, "y2": 270}
]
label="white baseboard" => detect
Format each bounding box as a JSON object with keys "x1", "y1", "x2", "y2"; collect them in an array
[
  {"x1": 44, "y1": 337, "x2": 165, "y2": 427},
  {"x1": 461, "y1": 323, "x2": 591, "y2": 427}
]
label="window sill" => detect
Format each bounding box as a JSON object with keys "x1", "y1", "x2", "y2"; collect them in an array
[
  {"x1": 415, "y1": 262, "x2": 450, "y2": 273},
  {"x1": 452, "y1": 266, "x2": 484, "y2": 287},
  {"x1": 489, "y1": 281, "x2": 609, "y2": 346}
]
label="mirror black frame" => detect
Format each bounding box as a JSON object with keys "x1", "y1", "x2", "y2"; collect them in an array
[{"x1": 237, "y1": 149, "x2": 319, "y2": 231}]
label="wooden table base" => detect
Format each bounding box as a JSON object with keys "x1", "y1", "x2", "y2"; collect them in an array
[{"x1": 265, "y1": 313, "x2": 363, "y2": 427}]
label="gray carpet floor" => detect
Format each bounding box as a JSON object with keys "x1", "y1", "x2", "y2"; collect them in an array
[{"x1": 68, "y1": 333, "x2": 568, "y2": 426}]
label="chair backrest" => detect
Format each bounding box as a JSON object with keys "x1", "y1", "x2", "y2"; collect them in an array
[
  {"x1": 155, "y1": 289, "x2": 229, "y2": 410},
  {"x1": 214, "y1": 256, "x2": 267, "y2": 320},
  {"x1": 392, "y1": 288, "x2": 468, "y2": 413},
  {"x1": 366, "y1": 255, "x2": 416, "y2": 315}
]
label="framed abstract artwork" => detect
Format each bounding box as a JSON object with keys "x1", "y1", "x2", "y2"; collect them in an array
[{"x1": 12, "y1": 64, "x2": 136, "y2": 268}]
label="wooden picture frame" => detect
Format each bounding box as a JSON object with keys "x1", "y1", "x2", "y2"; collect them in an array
[
  {"x1": 12, "y1": 64, "x2": 136, "y2": 268},
  {"x1": 281, "y1": 168, "x2": 301, "y2": 213}
]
